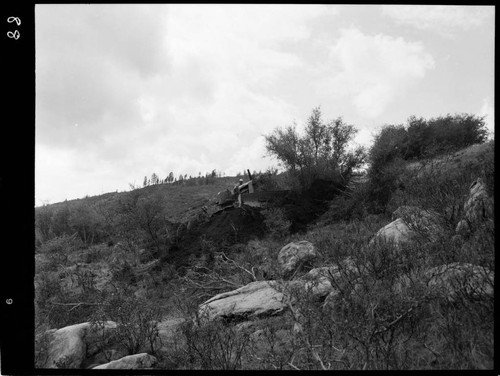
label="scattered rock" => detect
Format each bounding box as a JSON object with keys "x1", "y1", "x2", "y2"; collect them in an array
[
  {"x1": 92, "y1": 353, "x2": 157, "y2": 369},
  {"x1": 456, "y1": 178, "x2": 493, "y2": 235},
  {"x1": 287, "y1": 274, "x2": 334, "y2": 300},
  {"x1": 455, "y1": 219, "x2": 470, "y2": 236},
  {"x1": 198, "y1": 280, "x2": 286, "y2": 322},
  {"x1": 392, "y1": 206, "x2": 446, "y2": 242},
  {"x1": 288, "y1": 257, "x2": 359, "y2": 301},
  {"x1": 370, "y1": 218, "x2": 417, "y2": 247},
  {"x1": 43, "y1": 321, "x2": 117, "y2": 368},
  {"x1": 278, "y1": 241, "x2": 317, "y2": 279},
  {"x1": 425, "y1": 262, "x2": 494, "y2": 300}
]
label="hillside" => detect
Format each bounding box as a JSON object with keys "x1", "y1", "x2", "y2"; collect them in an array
[
  {"x1": 34, "y1": 141, "x2": 494, "y2": 370},
  {"x1": 38, "y1": 176, "x2": 238, "y2": 221}
]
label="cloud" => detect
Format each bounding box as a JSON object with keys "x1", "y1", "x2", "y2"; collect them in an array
[
  {"x1": 322, "y1": 27, "x2": 435, "y2": 118},
  {"x1": 35, "y1": 5, "x2": 331, "y2": 204},
  {"x1": 164, "y1": 5, "x2": 331, "y2": 90},
  {"x1": 381, "y1": 5, "x2": 493, "y2": 37},
  {"x1": 35, "y1": 5, "x2": 170, "y2": 152}
]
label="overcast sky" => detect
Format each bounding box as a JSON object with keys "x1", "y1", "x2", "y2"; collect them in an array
[{"x1": 35, "y1": 4, "x2": 495, "y2": 206}]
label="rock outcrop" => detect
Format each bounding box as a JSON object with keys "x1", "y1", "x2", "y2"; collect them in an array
[
  {"x1": 289, "y1": 257, "x2": 359, "y2": 301},
  {"x1": 198, "y1": 258, "x2": 361, "y2": 323},
  {"x1": 369, "y1": 217, "x2": 417, "y2": 247},
  {"x1": 92, "y1": 353, "x2": 157, "y2": 369},
  {"x1": 392, "y1": 206, "x2": 446, "y2": 242},
  {"x1": 198, "y1": 280, "x2": 286, "y2": 322},
  {"x1": 42, "y1": 321, "x2": 118, "y2": 368},
  {"x1": 456, "y1": 178, "x2": 493, "y2": 235},
  {"x1": 278, "y1": 241, "x2": 317, "y2": 279}
]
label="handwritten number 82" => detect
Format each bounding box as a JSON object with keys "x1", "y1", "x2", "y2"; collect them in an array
[{"x1": 7, "y1": 16, "x2": 21, "y2": 40}]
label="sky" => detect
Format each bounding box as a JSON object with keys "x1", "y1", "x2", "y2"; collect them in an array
[{"x1": 35, "y1": 4, "x2": 495, "y2": 206}]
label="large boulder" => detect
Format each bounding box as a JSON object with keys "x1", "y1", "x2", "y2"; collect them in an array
[
  {"x1": 198, "y1": 280, "x2": 287, "y2": 322},
  {"x1": 42, "y1": 321, "x2": 117, "y2": 368},
  {"x1": 92, "y1": 353, "x2": 157, "y2": 369},
  {"x1": 369, "y1": 218, "x2": 417, "y2": 247},
  {"x1": 392, "y1": 206, "x2": 446, "y2": 242},
  {"x1": 425, "y1": 262, "x2": 494, "y2": 300},
  {"x1": 456, "y1": 178, "x2": 494, "y2": 235},
  {"x1": 278, "y1": 241, "x2": 317, "y2": 279}
]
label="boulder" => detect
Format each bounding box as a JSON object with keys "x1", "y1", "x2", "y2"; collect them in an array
[
  {"x1": 455, "y1": 219, "x2": 470, "y2": 236},
  {"x1": 369, "y1": 218, "x2": 417, "y2": 247},
  {"x1": 199, "y1": 281, "x2": 286, "y2": 322},
  {"x1": 425, "y1": 262, "x2": 494, "y2": 300},
  {"x1": 43, "y1": 321, "x2": 117, "y2": 368},
  {"x1": 44, "y1": 323, "x2": 88, "y2": 368},
  {"x1": 289, "y1": 257, "x2": 360, "y2": 300},
  {"x1": 456, "y1": 178, "x2": 493, "y2": 235},
  {"x1": 278, "y1": 241, "x2": 317, "y2": 279},
  {"x1": 92, "y1": 353, "x2": 157, "y2": 369},
  {"x1": 392, "y1": 206, "x2": 446, "y2": 242},
  {"x1": 288, "y1": 272, "x2": 334, "y2": 300}
]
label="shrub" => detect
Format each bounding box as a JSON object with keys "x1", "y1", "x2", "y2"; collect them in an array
[
  {"x1": 38, "y1": 234, "x2": 84, "y2": 269},
  {"x1": 264, "y1": 107, "x2": 367, "y2": 191},
  {"x1": 111, "y1": 262, "x2": 137, "y2": 286},
  {"x1": 365, "y1": 157, "x2": 407, "y2": 214},
  {"x1": 389, "y1": 114, "x2": 488, "y2": 162},
  {"x1": 262, "y1": 207, "x2": 292, "y2": 239},
  {"x1": 178, "y1": 318, "x2": 252, "y2": 369},
  {"x1": 35, "y1": 329, "x2": 53, "y2": 368},
  {"x1": 387, "y1": 144, "x2": 494, "y2": 232},
  {"x1": 90, "y1": 292, "x2": 163, "y2": 356},
  {"x1": 369, "y1": 124, "x2": 408, "y2": 173},
  {"x1": 252, "y1": 168, "x2": 289, "y2": 191},
  {"x1": 365, "y1": 114, "x2": 489, "y2": 215}
]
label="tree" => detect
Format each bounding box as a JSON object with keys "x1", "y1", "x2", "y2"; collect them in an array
[
  {"x1": 369, "y1": 124, "x2": 408, "y2": 174},
  {"x1": 115, "y1": 190, "x2": 169, "y2": 258},
  {"x1": 168, "y1": 172, "x2": 174, "y2": 184},
  {"x1": 404, "y1": 113, "x2": 487, "y2": 160},
  {"x1": 151, "y1": 173, "x2": 159, "y2": 185},
  {"x1": 69, "y1": 202, "x2": 105, "y2": 245},
  {"x1": 264, "y1": 123, "x2": 301, "y2": 174},
  {"x1": 35, "y1": 205, "x2": 54, "y2": 242},
  {"x1": 264, "y1": 107, "x2": 367, "y2": 189},
  {"x1": 143, "y1": 176, "x2": 148, "y2": 187},
  {"x1": 51, "y1": 202, "x2": 72, "y2": 237}
]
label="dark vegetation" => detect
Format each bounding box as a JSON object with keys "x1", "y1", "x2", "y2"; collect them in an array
[{"x1": 35, "y1": 109, "x2": 494, "y2": 370}]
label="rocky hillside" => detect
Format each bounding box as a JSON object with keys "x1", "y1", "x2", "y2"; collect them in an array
[{"x1": 35, "y1": 141, "x2": 494, "y2": 370}]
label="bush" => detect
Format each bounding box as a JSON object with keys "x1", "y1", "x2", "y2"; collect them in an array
[
  {"x1": 179, "y1": 319, "x2": 252, "y2": 369},
  {"x1": 366, "y1": 157, "x2": 407, "y2": 214},
  {"x1": 262, "y1": 208, "x2": 292, "y2": 239},
  {"x1": 264, "y1": 107, "x2": 367, "y2": 191},
  {"x1": 38, "y1": 234, "x2": 84, "y2": 269},
  {"x1": 386, "y1": 144, "x2": 494, "y2": 232},
  {"x1": 90, "y1": 292, "x2": 163, "y2": 356},
  {"x1": 369, "y1": 114, "x2": 488, "y2": 172},
  {"x1": 369, "y1": 124, "x2": 408, "y2": 174}
]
